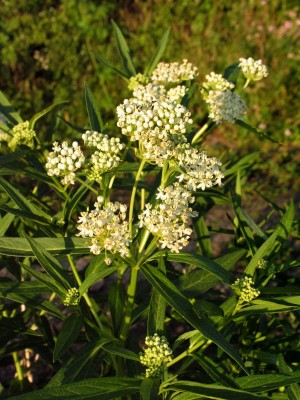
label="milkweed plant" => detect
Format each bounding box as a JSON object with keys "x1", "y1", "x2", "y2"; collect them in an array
[{"x1": 0, "y1": 24, "x2": 298, "y2": 400}]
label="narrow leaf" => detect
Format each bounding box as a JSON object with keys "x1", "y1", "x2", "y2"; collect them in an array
[
  {"x1": 0, "y1": 211, "x2": 15, "y2": 236},
  {"x1": 0, "y1": 89, "x2": 23, "y2": 125},
  {"x1": 112, "y1": 20, "x2": 136, "y2": 77},
  {"x1": 140, "y1": 378, "x2": 160, "y2": 400},
  {"x1": 10, "y1": 377, "x2": 142, "y2": 400},
  {"x1": 53, "y1": 314, "x2": 83, "y2": 362},
  {"x1": 144, "y1": 27, "x2": 170, "y2": 76},
  {"x1": 245, "y1": 201, "x2": 294, "y2": 275},
  {"x1": 93, "y1": 52, "x2": 128, "y2": 78},
  {"x1": 25, "y1": 234, "x2": 73, "y2": 290},
  {"x1": 29, "y1": 101, "x2": 69, "y2": 129},
  {"x1": 141, "y1": 264, "x2": 247, "y2": 372},
  {"x1": 0, "y1": 237, "x2": 91, "y2": 256},
  {"x1": 236, "y1": 119, "x2": 279, "y2": 143},
  {"x1": 84, "y1": 82, "x2": 103, "y2": 131},
  {"x1": 79, "y1": 265, "x2": 119, "y2": 295}
]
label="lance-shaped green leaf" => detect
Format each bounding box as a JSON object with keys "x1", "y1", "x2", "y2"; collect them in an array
[
  {"x1": 101, "y1": 344, "x2": 139, "y2": 361},
  {"x1": 47, "y1": 340, "x2": 105, "y2": 387},
  {"x1": 0, "y1": 89, "x2": 23, "y2": 125},
  {"x1": 236, "y1": 296, "x2": 300, "y2": 315},
  {"x1": 0, "y1": 281, "x2": 50, "y2": 296},
  {"x1": 149, "y1": 251, "x2": 234, "y2": 284},
  {"x1": 236, "y1": 120, "x2": 279, "y2": 143},
  {"x1": 29, "y1": 101, "x2": 69, "y2": 129},
  {"x1": 53, "y1": 314, "x2": 83, "y2": 362},
  {"x1": 84, "y1": 82, "x2": 103, "y2": 131},
  {"x1": 236, "y1": 372, "x2": 300, "y2": 392},
  {"x1": 0, "y1": 211, "x2": 15, "y2": 236},
  {"x1": 109, "y1": 281, "x2": 127, "y2": 336},
  {"x1": 20, "y1": 262, "x2": 66, "y2": 299},
  {"x1": 144, "y1": 27, "x2": 170, "y2": 76},
  {"x1": 162, "y1": 381, "x2": 269, "y2": 400},
  {"x1": 223, "y1": 62, "x2": 240, "y2": 85},
  {"x1": 147, "y1": 256, "x2": 166, "y2": 335},
  {"x1": 93, "y1": 52, "x2": 128, "y2": 78},
  {"x1": 0, "y1": 203, "x2": 53, "y2": 226},
  {"x1": 10, "y1": 377, "x2": 142, "y2": 400},
  {"x1": 140, "y1": 378, "x2": 160, "y2": 400},
  {"x1": 245, "y1": 201, "x2": 294, "y2": 275},
  {"x1": 141, "y1": 264, "x2": 247, "y2": 372},
  {"x1": 24, "y1": 234, "x2": 73, "y2": 290},
  {"x1": 63, "y1": 183, "x2": 89, "y2": 224},
  {"x1": 0, "y1": 176, "x2": 51, "y2": 221},
  {"x1": 0, "y1": 237, "x2": 91, "y2": 256},
  {"x1": 112, "y1": 20, "x2": 136, "y2": 77},
  {"x1": 278, "y1": 354, "x2": 300, "y2": 400},
  {"x1": 79, "y1": 265, "x2": 119, "y2": 295}
]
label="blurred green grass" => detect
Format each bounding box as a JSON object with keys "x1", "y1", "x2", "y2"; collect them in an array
[{"x1": 0, "y1": 0, "x2": 299, "y2": 199}]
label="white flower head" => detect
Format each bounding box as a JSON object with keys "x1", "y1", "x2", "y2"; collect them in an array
[
  {"x1": 45, "y1": 141, "x2": 85, "y2": 185},
  {"x1": 205, "y1": 90, "x2": 247, "y2": 124},
  {"x1": 202, "y1": 72, "x2": 235, "y2": 99},
  {"x1": 239, "y1": 58, "x2": 268, "y2": 81},
  {"x1": 77, "y1": 201, "x2": 131, "y2": 258},
  {"x1": 139, "y1": 183, "x2": 198, "y2": 253},
  {"x1": 151, "y1": 59, "x2": 198, "y2": 83}
]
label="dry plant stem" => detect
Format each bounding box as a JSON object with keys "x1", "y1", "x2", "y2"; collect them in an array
[{"x1": 67, "y1": 254, "x2": 103, "y2": 330}]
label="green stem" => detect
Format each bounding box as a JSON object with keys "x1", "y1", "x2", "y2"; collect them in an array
[
  {"x1": 67, "y1": 255, "x2": 103, "y2": 330},
  {"x1": 138, "y1": 229, "x2": 151, "y2": 254},
  {"x1": 167, "y1": 338, "x2": 212, "y2": 367},
  {"x1": 12, "y1": 352, "x2": 24, "y2": 387},
  {"x1": 75, "y1": 176, "x2": 99, "y2": 195},
  {"x1": 243, "y1": 78, "x2": 251, "y2": 89},
  {"x1": 191, "y1": 122, "x2": 210, "y2": 144},
  {"x1": 119, "y1": 266, "x2": 140, "y2": 341},
  {"x1": 129, "y1": 159, "x2": 146, "y2": 238}
]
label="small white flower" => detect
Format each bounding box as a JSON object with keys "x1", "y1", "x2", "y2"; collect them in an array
[
  {"x1": 151, "y1": 59, "x2": 198, "y2": 83},
  {"x1": 140, "y1": 333, "x2": 172, "y2": 378},
  {"x1": 205, "y1": 90, "x2": 247, "y2": 124},
  {"x1": 239, "y1": 57, "x2": 268, "y2": 81}
]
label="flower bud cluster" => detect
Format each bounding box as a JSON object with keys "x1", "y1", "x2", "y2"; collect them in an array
[
  {"x1": 82, "y1": 130, "x2": 125, "y2": 181},
  {"x1": 128, "y1": 73, "x2": 150, "y2": 91},
  {"x1": 239, "y1": 58, "x2": 268, "y2": 81},
  {"x1": 151, "y1": 59, "x2": 198, "y2": 83},
  {"x1": 77, "y1": 198, "x2": 131, "y2": 260},
  {"x1": 233, "y1": 276, "x2": 260, "y2": 303},
  {"x1": 140, "y1": 333, "x2": 172, "y2": 378},
  {"x1": 117, "y1": 98, "x2": 193, "y2": 141},
  {"x1": 205, "y1": 90, "x2": 247, "y2": 124},
  {"x1": 202, "y1": 72, "x2": 235, "y2": 99},
  {"x1": 8, "y1": 121, "x2": 36, "y2": 150},
  {"x1": 63, "y1": 287, "x2": 80, "y2": 306},
  {"x1": 46, "y1": 141, "x2": 85, "y2": 185},
  {"x1": 175, "y1": 146, "x2": 224, "y2": 191},
  {"x1": 138, "y1": 183, "x2": 198, "y2": 252}
]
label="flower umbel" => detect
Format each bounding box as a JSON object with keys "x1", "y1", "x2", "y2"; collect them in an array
[
  {"x1": 151, "y1": 59, "x2": 198, "y2": 83},
  {"x1": 239, "y1": 58, "x2": 268, "y2": 81},
  {"x1": 63, "y1": 288, "x2": 80, "y2": 306},
  {"x1": 205, "y1": 90, "x2": 247, "y2": 124},
  {"x1": 77, "y1": 198, "x2": 131, "y2": 260},
  {"x1": 45, "y1": 141, "x2": 85, "y2": 185},
  {"x1": 232, "y1": 276, "x2": 260, "y2": 304},
  {"x1": 140, "y1": 333, "x2": 172, "y2": 378},
  {"x1": 8, "y1": 121, "x2": 36, "y2": 150},
  {"x1": 201, "y1": 72, "x2": 235, "y2": 99},
  {"x1": 138, "y1": 183, "x2": 198, "y2": 252}
]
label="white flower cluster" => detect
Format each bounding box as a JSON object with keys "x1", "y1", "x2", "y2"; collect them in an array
[
  {"x1": 239, "y1": 58, "x2": 268, "y2": 81},
  {"x1": 205, "y1": 90, "x2": 247, "y2": 124},
  {"x1": 140, "y1": 333, "x2": 172, "y2": 378},
  {"x1": 46, "y1": 141, "x2": 85, "y2": 185},
  {"x1": 77, "y1": 198, "x2": 131, "y2": 261},
  {"x1": 167, "y1": 85, "x2": 188, "y2": 102},
  {"x1": 233, "y1": 276, "x2": 260, "y2": 303},
  {"x1": 175, "y1": 146, "x2": 224, "y2": 191},
  {"x1": 132, "y1": 83, "x2": 166, "y2": 103},
  {"x1": 117, "y1": 99, "x2": 192, "y2": 140},
  {"x1": 8, "y1": 121, "x2": 36, "y2": 150},
  {"x1": 151, "y1": 59, "x2": 198, "y2": 83},
  {"x1": 138, "y1": 183, "x2": 198, "y2": 252},
  {"x1": 82, "y1": 130, "x2": 125, "y2": 181},
  {"x1": 202, "y1": 72, "x2": 235, "y2": 98},
  {"x1": 63, "y1": 287, "x2": 80, "y2": 306}
]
